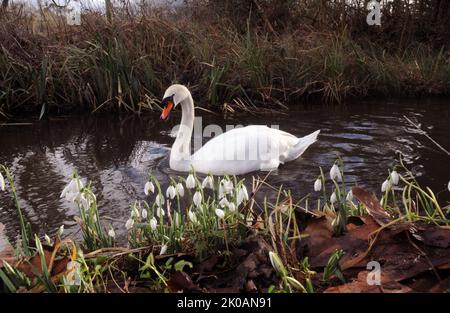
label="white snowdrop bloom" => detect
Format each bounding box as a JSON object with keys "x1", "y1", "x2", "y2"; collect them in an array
[
  {"x1": 150, "y1": 217, "x2": 157, "y2": 230},
  {"x1": 0, "y1": 172, "x2": 5, "y2": 191},
  {"x1": 156, "y1": 206, "x2": 165, "y2": 218},
  {"x1": 381, "y1": 179, "x2": 392, "y2": 193},
  {"x1": 188, "y1": 210, "x2": 197, "y2": 223},
  {"x1": 155, "y1": 194, "x2": 165, "y2": 207},
  {"x1": 186, "y1": 174, "x2": 196, "y2": 189},
  {"x1": 174, "y1": 212, "x2": 181, "y2": 227},
  {"x1": 346, "y1": 190, "x2": 353, "y2": 202},
  {"x1": 166, "y1": 185, "x2": 176, "y2": 199},
  {"x1": 215, "y1": 208, "x2": 225, "y2": 219},
  {"x1": 314, "y1": 178, "x2": 322, "y2": 192},
  {"x1": 390, "y1": 171, "x2": 399, "y2": 185},
  {"x1": 237, "y1": 185, "x2": 249, "y2": 205},
  {"x1": 228, "y1": 202, "x2": 236, "y2": 212},
  {"x1": 269, "y1": 251, "x2": 286, "y2": 276},
  {"x1": 58, "y1": 225, "x2": 64, "y2": 237},
  {"x1": 219, "y1": 197, "x2": 230, "y2": 208},
  {"x1": 125, "y1": 218, "x2": 134, "y2": 230},
  {"x1": 108, "y1": 228, "x2": 115, "y2": 238},
  {"x1": 330, "y1": 192, "x2": 337, "y2": 204},
  {"x1": 193, "y1": 191, "x2": 202, "y2": 207},
  {"x1": 79, "y1": 194, "x2": 89, "y2": 210},
  {"x1": 132, "y1": 207, "x2": 140, "y2": 218},
  {"x1": 201, "y1": 175, "x2": 214, "y2": 189},
  {"x1": 160, "y1": 244, "x2": 168, "y2": 255},
  {"x1": 61, "y1": 178, "x2": 83, "y2": 202},
  {"x1": 141, "y1": 208, "x2": 148, "y2": 219},
  {"x1": 175, "y1": 183, "x2": 185, "y2": 197},
  {"x1": 330, "y1": 164, "x2": 342, "y2": 182},
  {"x1": 44, "y1": 234, "x2": 52, "y2": 246},
  {"x1": 144, "y1": 181, "x2": 155, "y2": 195},
  {"x1": 448, "y1": 180, "x2": 450, "y2": 192}
]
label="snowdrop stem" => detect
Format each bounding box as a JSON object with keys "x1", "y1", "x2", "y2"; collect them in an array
[
  {"x1": 0, "y1": 165, "x2": 31, "y2": 255},
  {"x1": 319, "y1": 167, "x2": 328, "y2": 206}
]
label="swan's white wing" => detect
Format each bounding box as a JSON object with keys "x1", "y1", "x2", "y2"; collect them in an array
[{"x1": 190, "y1": 126, "x2": 301, "y2": 175}]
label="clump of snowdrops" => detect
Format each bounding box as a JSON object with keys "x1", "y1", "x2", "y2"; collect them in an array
[{"x1": 124, "y1": 171, "x2": 250, "y2": 259}]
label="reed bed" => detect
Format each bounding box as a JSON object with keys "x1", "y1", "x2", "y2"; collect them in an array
[{"x1": 0, "y1": 2, "x2": 449, "y2": 118}]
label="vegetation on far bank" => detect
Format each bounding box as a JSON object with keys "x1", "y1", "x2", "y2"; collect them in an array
[
  {"x1": 0, "y1": 1, "x2": 449, "y2": 118},
  {"x1": 0, "y1": 157, "x2": 449, "y2": 293}
]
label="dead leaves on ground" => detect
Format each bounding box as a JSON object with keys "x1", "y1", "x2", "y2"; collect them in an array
[{"x1": 298, "y1": 187, "x2": 450, "y2": 293}]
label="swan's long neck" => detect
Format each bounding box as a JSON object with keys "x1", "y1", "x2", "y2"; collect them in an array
[{"x1": 170, "y1": 94, "x2": 194, "y2": 171}]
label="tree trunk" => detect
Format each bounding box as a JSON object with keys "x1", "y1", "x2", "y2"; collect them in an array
[{"x1": 2, "y1": 0, "x2": 9, "y2": 9}]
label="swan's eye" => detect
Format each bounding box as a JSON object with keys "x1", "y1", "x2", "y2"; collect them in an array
[{"x1": 160, "y1": 99, "x2": 174, "y2": 121}]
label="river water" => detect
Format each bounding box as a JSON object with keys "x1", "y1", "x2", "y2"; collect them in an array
[{"x1": 0, "y1": 99, "x2": 449, "y2": 241}]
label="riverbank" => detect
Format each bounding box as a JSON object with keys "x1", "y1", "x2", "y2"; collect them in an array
[
  {"x1": 1, "y1": 158, "x2": 449, "y2": 293},
  {"x1": 1, "y1": 2, "x2": 449, "y2": 118}
]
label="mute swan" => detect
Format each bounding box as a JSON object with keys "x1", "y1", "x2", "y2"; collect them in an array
[{"x1": 160, "y1": 84, "x2": 320, "y2": 175}]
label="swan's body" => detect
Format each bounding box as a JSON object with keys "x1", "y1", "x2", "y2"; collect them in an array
[{"x1": 160, "y1": 84, "x2": 320, "y2": 175}]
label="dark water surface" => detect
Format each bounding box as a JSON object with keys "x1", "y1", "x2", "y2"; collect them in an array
[{"x1": 1, "y1": 100, "x2": 449, "y2": 241}]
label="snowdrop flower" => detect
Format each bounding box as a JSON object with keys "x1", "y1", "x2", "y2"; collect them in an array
[
  {"x1": 108, "y1": 228, "x2": 115, "y2": 238},
  {"x1": 219, "y1": 197, "x2": 229, "y2": 208},
  {"x1": 186, "y1": 174, "x2": 196, "y2": 189},
  {"x1": 202, "y1": 175, "x2": 214, "y2": 189},
  {"x1": 144, "y1": 181, "x2": 155, "y2": 195},
  {"x1": 150, "y1": 217, "x2": 157, "y2": 230},
  {"x1": 156, "y1": 206, "x2": 165, "y2": 218},
  {"x1": 228, "y1": 202, "x2": 236, "y2": 212},
  {"x1": 269, "y1": 251, "x2": 286, "y2": 276},
  {"x1": 314, "y1": 178, "x2": 322, "y2": 192},
  {"x1": 193, "y1": 191, "x2": 202, "y2": 207},
  {"x1": 174, "y1": 212, "x2": 181, "y2": 227},
  {"x1": 125, "y1": 218, "x2": 134, "y2": 230},
  {"x1": 44, "y1": 234, "x2": 52, "y2": 246},
  {"x1": 215, "y1": 208, "x2": 225, "y2": 219},
  {"x1": 175, "y1": 183, "x2": 185, "y2": 197},
  {"x1": 237, "y1": 185, "x2": 249, "y2": 205},
  {"x1": 448, "y1": 180, "x2": 450, "y2": 192},
  {"x1": 0, "y1": 172, "x2": 5, "y2": 192},
  {"x1": 58, "y1": 225, "x2": 64, "y2": 237},
  {"x1": 330, "y1": 164, "x2": 342, "y2": 182},
  {"x1": 79, "y1": 194, "x2": 89, "y2": 210},
  {"x1": 219, "y1": 179, "x2": 233, "y2": 198},
  {"x1": 155, "y1": 194, "x2": 165, "y2": 207},
  {"x1": 188, "y1": 210, "x2": 197, "y2": 223},
  {"x1": 346, "y1": 190, "x2": 353, "y2": 202},
  {"x1": 381, "y1": 179, "x2": 392, "y2": 193},
  {"x1": 160, "y1": 244, "x2": 168, "y2": 255},
  {"x1": 141, "y1": 208, "x2": 148, "y2": 219},
  {"x1": 132, "y1": 207, "x2": 140, "y2": 218},
  {"x1": 166, "y1": 185, "x2": 176, "y2": 199},
  {"x1": 390, "y1": 171, "x2": 399, "y2": 185},
  {"x1": 330, "y1": 192, "x2": 337, "y2": 204},
  {"x1": 61, "y1": 178, "x2": 83, "y2": 203}
]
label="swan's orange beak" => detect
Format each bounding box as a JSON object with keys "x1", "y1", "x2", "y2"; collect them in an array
[{"x1": 160, "y1": 100, "x2": 174, "y2": 121}]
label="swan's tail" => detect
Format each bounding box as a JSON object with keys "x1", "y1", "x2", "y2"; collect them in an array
[{"x1": 286, "y1": 130, "x2": 320, "y2": 161}]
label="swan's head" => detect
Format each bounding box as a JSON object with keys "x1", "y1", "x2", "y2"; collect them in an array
[{"x1": 160, "y1": 84, "x2": 191, "y2": 120}]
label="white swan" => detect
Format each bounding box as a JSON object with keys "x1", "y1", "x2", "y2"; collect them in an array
[{"x1": 160, "y1": 84, "x2": 320, "y2": 175}]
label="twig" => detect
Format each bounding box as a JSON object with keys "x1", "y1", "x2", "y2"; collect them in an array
[{"x1": 403, "y1": 115, "x2": 450, "y2": 157}]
